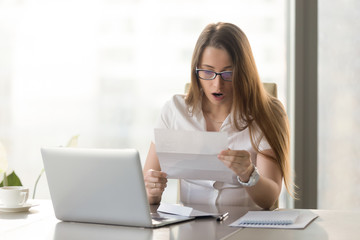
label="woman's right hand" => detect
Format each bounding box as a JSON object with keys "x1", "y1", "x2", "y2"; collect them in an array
[{"x1": 143, "y1": 169, "x2": 168, "y2": 205}]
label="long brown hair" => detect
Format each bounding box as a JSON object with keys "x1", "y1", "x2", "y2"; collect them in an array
[{"x1": 186, "y1": 22, "x2": 293, "y2": 196}]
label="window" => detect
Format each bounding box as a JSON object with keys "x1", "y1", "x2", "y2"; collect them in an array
[
  {"x1": 0, "y1": 0, "x2": 287, "y2": 203},
  {"x1": 318, "y1": 0, "x2": 360, "y2": 210}
]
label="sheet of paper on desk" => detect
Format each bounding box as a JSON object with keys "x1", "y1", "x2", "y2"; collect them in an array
[
  {"x1": 154, "y1": 129, "x2": 237, "y2": 183},
  {"x1": 157, "y1": 203, "x2": 221, "y2": 218}
]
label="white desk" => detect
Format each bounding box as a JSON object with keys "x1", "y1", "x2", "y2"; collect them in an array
[{"x1": 1, "y1": 200, "x2": 360, "y2": 240}]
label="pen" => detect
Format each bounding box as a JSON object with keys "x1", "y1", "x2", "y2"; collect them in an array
[{"x1": 217, "y1": 212, "x2": 229, "y2": 221}]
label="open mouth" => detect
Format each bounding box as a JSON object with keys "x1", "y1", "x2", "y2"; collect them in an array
[{"x1": 212, "y1": 93, "x2": 223, "y2": 97}]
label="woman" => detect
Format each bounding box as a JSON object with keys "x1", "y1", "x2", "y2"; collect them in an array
[{"x1": 143, "y1": 22, "x2": 292, "y2": 209}]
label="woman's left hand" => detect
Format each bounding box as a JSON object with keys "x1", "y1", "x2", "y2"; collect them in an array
[{"x1": 217, "y1": 149, "x2": 254, "y2": 183}]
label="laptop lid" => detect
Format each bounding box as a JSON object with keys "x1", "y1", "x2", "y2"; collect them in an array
[
  {"x1": 41, "y1": 147, "x2": 155, "y2": 228},
  {"x1": 41, "y1": 147, "x2": 193, "y2": 228}
]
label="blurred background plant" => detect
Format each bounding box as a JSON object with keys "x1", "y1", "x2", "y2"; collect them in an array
[
  {"x1": 32, "y1": 135, "x2": 79, "y2": 199},
  {"x1": 0, "y1": 142, "x2": 23, "y2": 187}
]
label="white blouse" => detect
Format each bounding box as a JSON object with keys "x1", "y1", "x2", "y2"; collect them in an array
[{"x1": 154, "y1": 95, "x2": 270, "y2": 207}]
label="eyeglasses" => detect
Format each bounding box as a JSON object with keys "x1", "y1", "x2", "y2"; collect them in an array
[{"x1": 195, "y1": 68, "x2": 233, "y2": 82}]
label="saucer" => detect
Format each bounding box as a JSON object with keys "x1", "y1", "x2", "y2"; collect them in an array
[{"x1": 0, "y1": 203, "x2": 39, "y2": 213}]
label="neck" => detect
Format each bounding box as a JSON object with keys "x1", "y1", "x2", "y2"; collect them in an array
[
  {"x1": 202, "y1": 99, "x2": 231, "y2": 123},
  {"x1": 202, "y1": 98, "x2": 231, "y2": 114}
]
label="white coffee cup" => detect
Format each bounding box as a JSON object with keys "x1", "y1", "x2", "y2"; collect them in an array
[{"x1": 0, "y1": 186, "x2": 29, "y2": 207}]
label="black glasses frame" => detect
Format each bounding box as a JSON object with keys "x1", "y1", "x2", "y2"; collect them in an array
[{"x1": 195, "y1": 68, "x2": 233, "y2": 82}]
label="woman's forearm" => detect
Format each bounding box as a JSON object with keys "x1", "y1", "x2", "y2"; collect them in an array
[{"x1": 245, "y1": 176, "x2": 281, "y2": 209}]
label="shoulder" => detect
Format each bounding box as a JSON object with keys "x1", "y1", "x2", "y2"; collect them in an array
[
  {"x1": 269, "y1": 97, "x2": 287, "y2": 118},
  {"x1": 157, "y1": 94, "x2": 195, "y2": 130},
  {"x1": 171, "y1": 94, "x2": 187, "y2": 107},
  {"x1": 162, "y1": 94, "x2": 187, "y2": 114}
]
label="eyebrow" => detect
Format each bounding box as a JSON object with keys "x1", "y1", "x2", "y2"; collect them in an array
[{"x1": 200, "y1": 64, "x2": 233, "y2": 71}]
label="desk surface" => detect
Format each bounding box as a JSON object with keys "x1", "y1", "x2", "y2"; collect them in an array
[{"x1": 1, "y1": 200, "x2": 360, "y2": 240}]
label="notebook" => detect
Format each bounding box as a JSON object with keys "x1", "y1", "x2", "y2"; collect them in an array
[
  {"x1": 229, "y1": 210, "x2": 318, "y2": 229},
  {"x1": 41, "y1": 147, "x2": 194, "y2": 228}
]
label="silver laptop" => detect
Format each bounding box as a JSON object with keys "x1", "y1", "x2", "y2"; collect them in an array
[{"x1": 41, "y1": 147, "x2": 194, "y2": 228}]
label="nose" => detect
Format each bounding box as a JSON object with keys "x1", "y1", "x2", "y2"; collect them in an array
[{"x1": 212, "y1": 74, "x2": 223, "y2": 88}]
